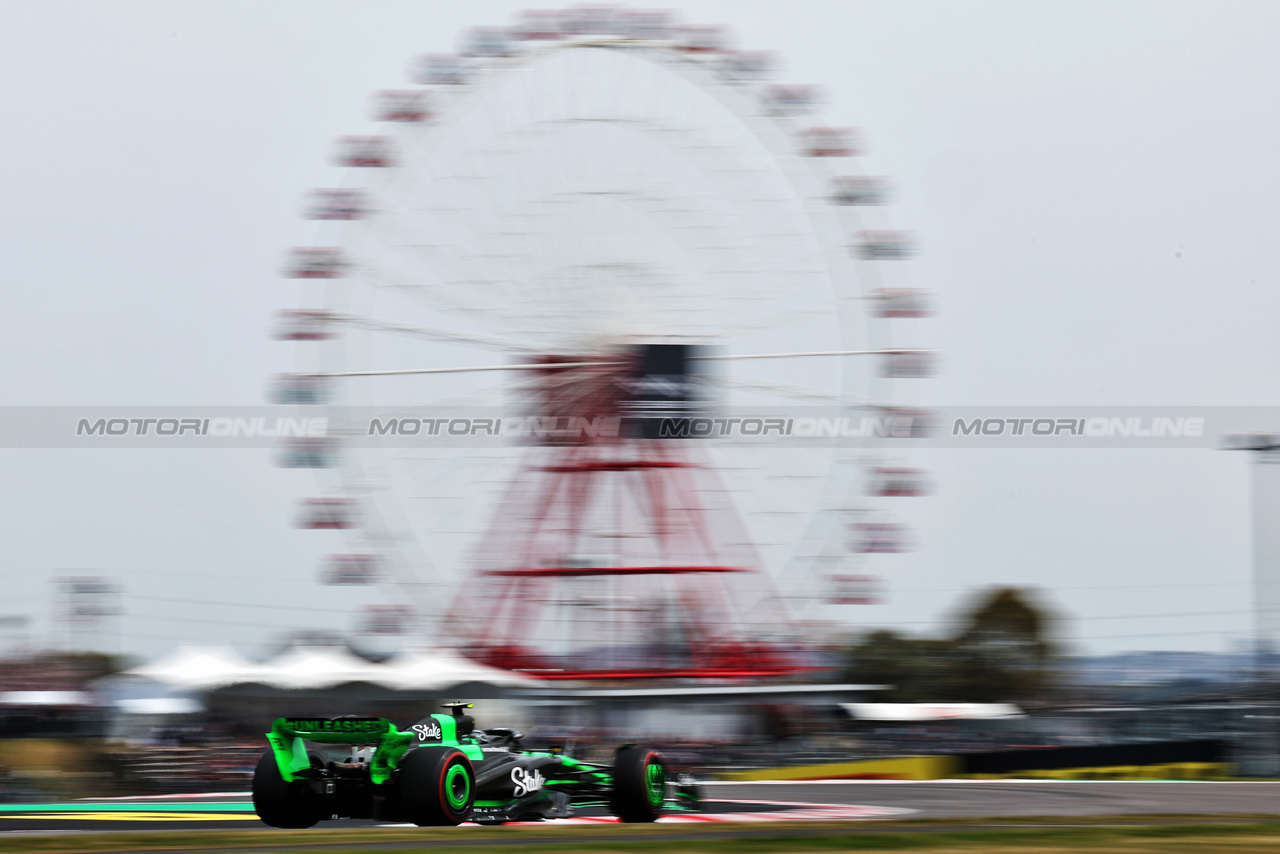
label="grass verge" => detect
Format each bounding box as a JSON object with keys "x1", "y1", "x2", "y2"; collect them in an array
[{"x1": 0, "y1": 818, "x2": 1278, "y2": 854}]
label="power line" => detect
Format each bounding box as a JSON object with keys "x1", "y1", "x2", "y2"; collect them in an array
[
  {"x1": 1080, "y1": 609, "x2": 1252, "y2": 622},
  {"x1": 862, "y1": 609, "x2": 1252, "y2": 628},
  {"x1": 892, "y1": 582, "x2": 1248, "y2": 594},
  {"x1": 1078, "y1": 629, "x2": 1251, "y2": 641},
  {"x1": 130, "y1": 595, "x2": 357, "y2": 614},
  {"x1": 122, "y1": 613, "x2": 341, "y2": 630}
]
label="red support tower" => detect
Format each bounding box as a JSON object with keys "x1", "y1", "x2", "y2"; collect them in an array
[{"x1": 443, "y1": 349, "x2": 802, "y2": 680}]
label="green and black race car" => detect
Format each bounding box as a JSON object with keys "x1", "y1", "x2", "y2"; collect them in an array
[{"x1": 253, "y1": 703, "x2": 702, "y2": 827}]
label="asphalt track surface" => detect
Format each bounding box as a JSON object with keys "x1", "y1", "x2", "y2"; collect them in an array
[
  {"x1": 0, "y1": 780, "x2": 1277, "y2": 834},
  {"x1": 0, "y1": 793, "x2": 880, "y2": 833},
  {"x1": 706, "y1": 779, "x2": 1280, "y2": 818}
]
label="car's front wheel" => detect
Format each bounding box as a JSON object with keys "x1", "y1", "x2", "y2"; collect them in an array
[
  {"x1": 399, "y1": 746, "x2": 476, "y2": 826},
  {"x1": 610, "y1": 746, "x2": 666, "y2": 822}
]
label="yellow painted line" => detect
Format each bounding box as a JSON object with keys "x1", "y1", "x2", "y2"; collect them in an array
[
  {"x1": 7, "y1": 811, "x2": 261, "y2": 821},
  {"x1": 958, "y1": 762, "x2": 1233, "y2": 781},
  {"x1": 721, "y1": 755, "x2": 960, "y2": 782}
]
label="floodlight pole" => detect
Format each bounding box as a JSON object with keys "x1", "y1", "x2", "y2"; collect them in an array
[
  {"x1": 1224, "y1": 433, "x2": 1280, "y2": 777},
  {"x1": 1224, "y1": 434, "x2": 1280, "y2": 675}
]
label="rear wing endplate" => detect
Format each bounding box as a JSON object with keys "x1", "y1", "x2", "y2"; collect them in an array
[{"x1": 265, "y1": 717, "x2": 412, "y2": 783}]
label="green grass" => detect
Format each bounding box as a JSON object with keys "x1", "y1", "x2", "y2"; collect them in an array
[{"x1": 1, "y1": 818, "x2": 1279, "y2": 854}]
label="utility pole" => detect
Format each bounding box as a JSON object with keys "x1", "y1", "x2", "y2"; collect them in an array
[{"x1": 53, "y1": 575, "x2": 121, "y2": 655}]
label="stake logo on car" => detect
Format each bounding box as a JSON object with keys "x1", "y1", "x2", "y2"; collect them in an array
[
  {"x1": 511, "y1": 766, "x2": 545, "y2": 797},
  {"x1": 412, "y1": 721, "x2": 442, "y2": 742}
]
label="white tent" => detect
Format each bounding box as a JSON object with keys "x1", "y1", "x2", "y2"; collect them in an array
[
  {"x1": 374, "y1": 648, "x2": 540, "y2": 692},
  {"x1": 0, "y1": 690, "x2": 95, "y2": 706},
  {"x1": 123, "y1": 644, "x2": 539, "y2": 694},
  {"x1": 126, "y1": 645, "x2": 264, "y2": 691},
  {"x1": 254, "y1": 645, "x2": 388, "y2": 690},
  {"x1": 841, "y1": 702, "x2": 1025, "y2": 721},
  {"x1": 115, "y1": 696, "x2": 204, "y2": 715}
]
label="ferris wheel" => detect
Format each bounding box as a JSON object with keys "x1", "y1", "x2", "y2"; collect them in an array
[{"x1": 274, "y1": 7, "x2": 937, "y2": 672}]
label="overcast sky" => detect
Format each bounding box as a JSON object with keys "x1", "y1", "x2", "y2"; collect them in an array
[{"x1": 1, "y1": 1, "x2": 1277, "y2": 661}]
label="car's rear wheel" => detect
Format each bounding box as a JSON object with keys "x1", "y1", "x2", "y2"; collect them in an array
[
  {"x1": 252, "y1": 750, "x2": 323, "y2": 828},
  {"x1": 610, "y1": 746, "x2": 666, "y2": 822},
  {"x1": 399, "y1": 746, "x2": 475, "y2": 826}
]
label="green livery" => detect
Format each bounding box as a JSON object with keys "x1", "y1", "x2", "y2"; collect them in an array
[{"x1": 252, "y1": 703, "x2": 702, "y2": 828}]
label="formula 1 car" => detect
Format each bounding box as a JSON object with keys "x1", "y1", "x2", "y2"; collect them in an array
[{"x1": 252, "y1": 703, "x2": 702, "y2": 827}]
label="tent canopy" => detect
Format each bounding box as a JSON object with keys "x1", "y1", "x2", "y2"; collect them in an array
[
  {"x1": 124, "y1": 644, "x2": 539, "y2": 693},
  {"x1": 379, "y1": 647, "x2": 539, "y2": 691},
  {"x1": 841, "y1": 702, "x2": 1025, "y2": 721},
  {"x1": 126, "y1": 645, "x2": 263, "y2": 691},
  {"x1": 253, "y1": 645, "x2": 386, "y2": 690},
  {"x1": 0, "y1": 690, "x2": 95, "y2": 707},
  {"x1": 115, "y1": 696, "x2": 204, "y2": 716}
]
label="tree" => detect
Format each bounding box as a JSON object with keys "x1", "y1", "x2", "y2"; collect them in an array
[
  {"x1": 949, "y1": 587, "x2": 1060, "y2": 704},
  {"x1": 843, "y1": 586, "x2": 1061, "y2": 704},
  {"x1": 842, "y1": 630, "x2": 954, "y2": 703}
]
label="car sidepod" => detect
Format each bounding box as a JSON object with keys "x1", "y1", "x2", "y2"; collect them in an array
[{"x1": 468, "y1": 753, "x2": 572, "y2": 822}]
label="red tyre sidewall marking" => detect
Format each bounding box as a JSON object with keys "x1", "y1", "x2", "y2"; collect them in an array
[
  {"x1": 437, "y1": 753, "x2": 452, "y2": 818},
  {"x1": 439, "y1": 752, "x2": 471, "y2": 819}
]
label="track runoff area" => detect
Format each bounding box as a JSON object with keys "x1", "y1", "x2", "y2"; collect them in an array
[{"x1": 2, "y1": 780, "x2": 1278, "y2": 834}]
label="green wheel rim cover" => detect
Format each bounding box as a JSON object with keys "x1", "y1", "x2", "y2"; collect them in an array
[
  {"x1": 445, "y1": 763, "x2": 471, "y2": 811},
  {"x1": 644, "y1": 761, "x2": 665, "y2": 806}
]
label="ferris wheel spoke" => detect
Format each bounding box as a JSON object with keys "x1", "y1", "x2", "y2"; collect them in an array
[
  {"x1": 393, "y1": 109, "x2": 830, "y2": 276},
  {"x1": 697, "y1": 348, "x2": 926, "y2": 362},
  {"x1": 350, "y1": 260, "x2": 507, "y2": 320},
  {"x1": 306, "y1": 360, "x2": 619, "y2": 379},
  {"x1": 331, "y1": 312, "x2": 541, "y2": 353},
  {"x1": 717, "y1": 298, "x2": 860, "y2": 340},
  {"x1": 367, "y1": 213, "x2": 521, "y2": 290}
]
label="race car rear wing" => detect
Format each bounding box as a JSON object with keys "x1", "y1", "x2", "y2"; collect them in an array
[{"x1": 266, "y1": 716, "x2": 414, "y2": 784}]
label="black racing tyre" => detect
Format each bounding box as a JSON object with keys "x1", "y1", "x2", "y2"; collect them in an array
[
  {"x1": 252, "y1": 750, "x2": 322, "y2": 829},
  {"x1": 399, "y1": 746, "x2": 475, "y2": 826},
  {"x1": 609, "y1": 746, "x2": 666, "y2": 823}
]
